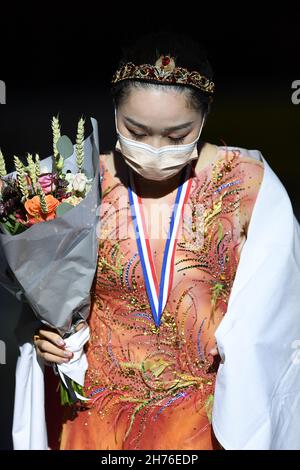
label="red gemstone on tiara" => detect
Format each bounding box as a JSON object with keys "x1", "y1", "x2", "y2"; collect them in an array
[{"x1": 162, "y1": 56, "x2": 170, "y2": 66}]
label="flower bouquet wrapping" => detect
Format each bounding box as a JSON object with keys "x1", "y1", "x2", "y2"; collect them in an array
[{"x1": 0, "y1": 116, "x2": 101, "y2": 449}]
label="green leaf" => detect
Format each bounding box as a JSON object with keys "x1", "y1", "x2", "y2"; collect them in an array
[
  {"x1": 0, "y1": 221, "x2": 13, "y2": 235},
  {"x1": 0, "y1": 218, "x2": 28, "y2": 235},
  {"x1": 56, "y1": 202, "x2": 74, "y2": 217},
  {"x1": 56, "y1": 135, "x2": 74, "y2": 159},
  {"x1": 59, "y1": 379, "x2": 86, "y2": 406},
  {"x1": 12, "y1": 222, "x2": 27, "y2": 235}
]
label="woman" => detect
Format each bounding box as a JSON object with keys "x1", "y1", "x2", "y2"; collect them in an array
[{"x1": 34, "y1": 32, "x2": 298, "y2": 450}]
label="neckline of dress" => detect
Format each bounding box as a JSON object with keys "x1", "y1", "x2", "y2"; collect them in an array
[{"x1": 101, "y1": 144, "x2": 233, "y2": 187}]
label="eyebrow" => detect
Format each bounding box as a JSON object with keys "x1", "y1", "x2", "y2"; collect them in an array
[{"x1": 124, "y1": 116, "x2": 194, "y2": 132}]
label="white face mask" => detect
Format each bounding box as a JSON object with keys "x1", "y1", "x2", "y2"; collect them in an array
[{"x1": 114, "y1": 110, "x2": 206, "y2": 181}]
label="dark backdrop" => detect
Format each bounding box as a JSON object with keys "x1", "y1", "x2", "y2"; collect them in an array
[{"x1": 0, "y1": 3, "x2": 299, "y2": 449}]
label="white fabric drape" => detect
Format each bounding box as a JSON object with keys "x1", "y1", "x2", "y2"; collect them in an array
[
  {"x1": 212, "y1": 148, "x2": 300, "y2": 449},
  {"x1": 13, "y1": 324, "x2": 90, "y2": 450},
  {"x1": 12, "y1": 342, "x2": 48, "y2": 450}
]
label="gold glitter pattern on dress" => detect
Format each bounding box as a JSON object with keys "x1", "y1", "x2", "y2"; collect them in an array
[{"x1": 60, "y1": 146, "x2": 264, "y2": 450}]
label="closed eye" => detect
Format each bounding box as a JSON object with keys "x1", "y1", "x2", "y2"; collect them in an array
[
  {"x1": 168, "y1": 136, "x2": 186, "y2": 144},
  {"x1": 129, "y1": 130, "x2": 147, "y2": 139},
  {"x1": 129, "y1": 130, "x2": 186, "y2": 145}
]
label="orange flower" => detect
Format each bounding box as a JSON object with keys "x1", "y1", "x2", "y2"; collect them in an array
[{"x1": 24, "y1": 194, "x2": 60, "y2": 224}]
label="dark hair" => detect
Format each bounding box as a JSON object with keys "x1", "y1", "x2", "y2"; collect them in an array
[{"x1": 111, "y1": 31, "x2": 214, "y2": 116}]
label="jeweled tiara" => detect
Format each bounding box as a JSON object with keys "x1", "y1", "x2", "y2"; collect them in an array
[{"x1": 111, "y1": 54, "x2": 215, "y2": 94}]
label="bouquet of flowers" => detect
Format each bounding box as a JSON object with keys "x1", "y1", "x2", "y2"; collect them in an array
[
  {"x1": 0, "y1": 116, "x2": 101, "y2": 448},
  {"x1": 0, "y1": 116, "x2": 94, "y2": 234}
]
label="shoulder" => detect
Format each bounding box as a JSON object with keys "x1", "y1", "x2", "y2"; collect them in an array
[
  {"x1": 99, "y1": 149, "x2": 129, "y2": 187},
  {"x1": 224, "y1": 145, "x2": 265, "y2": 192},
  {"x1": 223, "y1": 145, "x2": 264, "y2": 233},
  {"x1": 207, "y1": 145, "x2": 265, "y2": 236},
  {"x1": 218, "y1": 145, "x2": 265, "y2": 171},
  {"x1": 99, "y1": 150, "x2": 114, "y2": 162},
  {"x1": 99, "y1": 150, "x2": 115, "y2": 176},
  {"x1": 208, "y1": 144, "x2": 265, "y2": 186},
  {"x1": 196, "y1": 142, "x2": 264, "y2": 179}
]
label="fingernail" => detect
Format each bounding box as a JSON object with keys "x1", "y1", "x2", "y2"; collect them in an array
[
  {"x1": 62, "y1": 358, "x2": 70, "y2": 363},
  {"x1": 64, "y1": 351, "x2": 73, "y2": 358},
  {"x1": 57, "y1": 339, "x2": 65, "y2": 346}
]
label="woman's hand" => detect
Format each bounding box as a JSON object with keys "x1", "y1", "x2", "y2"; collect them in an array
[{"x1": 34, "y1": 322, "x2": 85, "y2": 365}]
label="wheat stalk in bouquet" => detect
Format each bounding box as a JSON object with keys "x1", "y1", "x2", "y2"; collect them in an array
[
  {"x1": 0, "y1": 116, "x2": 101, "y2": 405},
  {"x1": 0, "y1": 116, "x2": 93, "y2": 235}
]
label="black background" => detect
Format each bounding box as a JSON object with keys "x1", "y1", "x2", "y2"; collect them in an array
[{"x1": 0, "y1": 1, "x2": 299, "y2": 450}]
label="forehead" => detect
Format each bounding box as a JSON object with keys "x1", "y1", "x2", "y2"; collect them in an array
[{"x1": 118, "y1": 86, "x2": 199, "y2": 126}]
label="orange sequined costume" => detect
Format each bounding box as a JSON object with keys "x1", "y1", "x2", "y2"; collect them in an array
[{"x1": 59, "y1": 146, "x2": 264, "y2": 450}]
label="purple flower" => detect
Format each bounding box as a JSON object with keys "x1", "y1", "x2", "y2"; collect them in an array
[
  {"x1": 38, "y1": 173, "x2": 56, "y2": 194},
  {"x1": 53, "y1": 177, "x2": 69, "y2": 200},
  {"x1": 1, "y1": 178, "x2": 20, "y2": 201}
]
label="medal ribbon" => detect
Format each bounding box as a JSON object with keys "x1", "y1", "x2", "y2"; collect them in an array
[{"x1": 128, "y1": 165, "x2": 193, "y2": 327}]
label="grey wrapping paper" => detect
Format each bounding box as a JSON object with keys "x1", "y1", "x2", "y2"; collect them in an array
[{"x1": 0, "y1": 117, "x2": 101, "y2": 335}]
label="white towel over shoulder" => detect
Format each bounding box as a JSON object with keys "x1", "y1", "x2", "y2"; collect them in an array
[{"x1": 212, "y1": 147, "x2": 300, "y2": 450}]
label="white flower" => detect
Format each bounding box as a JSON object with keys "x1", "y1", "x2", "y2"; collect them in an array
[
  {"x1": 72, "y1": 173, "x2": 88, "y2": 193},
  {"x1": 63, "y1": 195, "x2": 83, "y2": 206},
  {"x1": 84, "y1": 177, "x2": 93, "y2": 194},
  {"x1": 64, "y1": 172, "x2": 75, "y2": 192}
]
